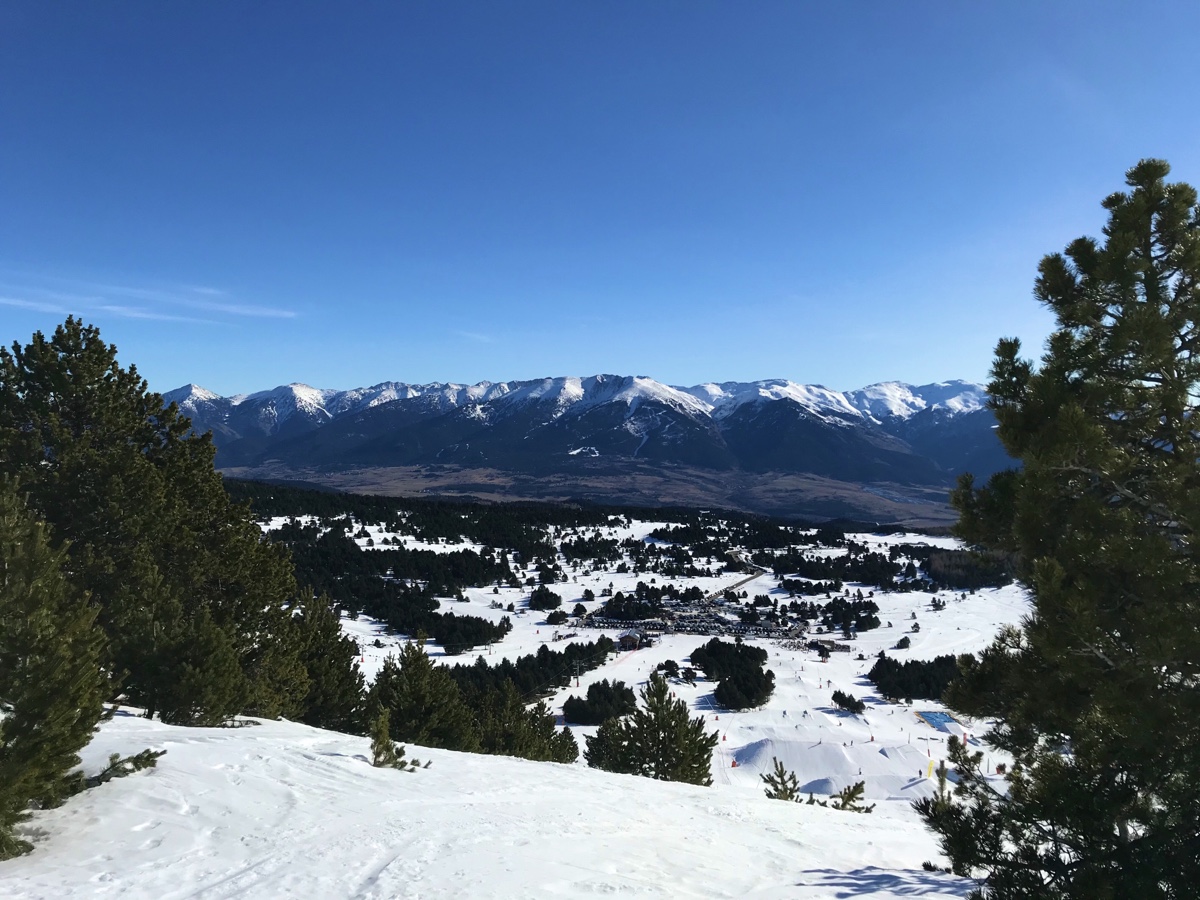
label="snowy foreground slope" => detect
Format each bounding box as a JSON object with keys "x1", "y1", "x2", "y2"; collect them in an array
[{"x1": 6, "y1": 715, "x2": 971, "y2": 899}]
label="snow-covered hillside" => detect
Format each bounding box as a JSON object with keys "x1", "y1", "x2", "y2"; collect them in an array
[
  {"x1": 6, "y1": 521, "x2": 1024, "y2": 898},
  {"x1": 5, "y1": 714, "x2": 972, "y2": 900}
]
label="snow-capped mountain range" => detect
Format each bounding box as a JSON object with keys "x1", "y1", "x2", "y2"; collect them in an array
[
  {"x1": 167, "y1": 375, "x2": 985, "y2": 434},
  {"x1": 165, "y1": 375, "x2": 1005, "y2": 522}
]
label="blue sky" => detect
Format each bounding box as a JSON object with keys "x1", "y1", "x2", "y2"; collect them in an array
[{"x1": 3, "y1": 2, "x2": 1199, "y2": 396}]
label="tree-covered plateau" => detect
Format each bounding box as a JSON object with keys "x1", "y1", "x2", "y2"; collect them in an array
[{"x1": 269, "y1": 521, "x2": 512, "y2": 655}]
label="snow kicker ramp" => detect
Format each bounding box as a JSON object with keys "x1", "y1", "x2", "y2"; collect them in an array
[{"x1": 734, "y1": 733, "x2": 938, "y2": 801}]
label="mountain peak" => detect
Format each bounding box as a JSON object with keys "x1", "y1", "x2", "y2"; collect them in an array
[
  {"x1": 847, "y1": 380, "x2": 986, "y2": 420},
  {"x1": 163, "y1": 383, "x2": 221, "y2": 403}
]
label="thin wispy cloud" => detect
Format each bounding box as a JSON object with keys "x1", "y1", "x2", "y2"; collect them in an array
[
  {"x1": 97, "y1": 305, "x2": 215, "y2": 324},
  {"x1": 89, "y1": 281, "x2": 296, "y2": 318},
  {"x1": 456, "y1": 330, "x2": 495, "y2": 343},
  {"x1": 189, "y1": 300, "x2": 296, "y2": 319},
  {"x1": 0, "y1": 272, "x2": 297, "y2": 324},
  {"x1": 1, "y1": 296, "x2": 71, "y2": 314}
]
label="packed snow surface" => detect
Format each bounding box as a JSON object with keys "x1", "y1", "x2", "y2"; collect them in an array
[{"x1": 6, "y1": 714, "x2": 973, "y2": 900}]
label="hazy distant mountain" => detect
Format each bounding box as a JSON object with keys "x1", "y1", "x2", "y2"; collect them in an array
[{"x1": 165, "y1": 375, "x2": 1009, "y2": 523}]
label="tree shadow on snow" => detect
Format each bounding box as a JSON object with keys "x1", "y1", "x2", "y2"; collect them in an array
[{"x1": 794, "y1": 867, "x2": 972, "y2": 897}]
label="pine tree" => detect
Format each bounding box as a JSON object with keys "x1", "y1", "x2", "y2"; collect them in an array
[
  {"x1": 368, "y1": 638, "x2": 480, "y2": 752},
  {"x1": 475, "y1": 682, "x2": 577, "y2": 763},
  {"x1": 0, "y1": 319, "x2": 306, "y2": 724},
  {"x1": 84, "y1": 749, "x2": 166, "y2": 788},
  {"x1": 154, "y1": 606, "x2": 249, "y2": 727},
  {"x1": 584, "y1": 673, "x2": 718, "y2": 785},
  {"x1": 761, "y1": 756, "x2": 801, "y2": 801},
  {"x1": 582, "y1": 714, "x2": 637, "y2": 774},
  {"x1": 294, "y1": 591, "x2": 365, "y2": 734},
  {"x1": 369, "y1": 707, "x2": 423, "y2": 772},
  {"x1": 0, "y1": 480, "x2": 106, "y2": 858},
  {"x1": 243, "y1": 605, "x2": 311, "y2": 722},
  {"x1": 919, "y1": 160, "x2": 1200, "y2": 898},
  {"x1": 829, "y1": 780, "x2": 875, "y2": 814},
  {"x1": 370, "y1": 707, "x2": 400, "y2": 767}
]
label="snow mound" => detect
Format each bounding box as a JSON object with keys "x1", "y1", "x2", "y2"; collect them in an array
[{"x1": 734, "y1": 735, "x2": 937, "y2": 802}]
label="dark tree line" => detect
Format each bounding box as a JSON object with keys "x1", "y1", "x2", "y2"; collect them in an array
[
  {"x1": 617, "y1": 537, "x2": 708, "y2": 578},
  {"x1": 366, "y1": 637, "x2": 577, "y2": 763},
  {"x1": 227, "y1": 481, "x2": 714, "y2": 560},
  {"x1": 446, "y1": 637, "x2": 616, "y2": 702},
  {"x1": 918, "y1": 548, "x2": 1014, "y2": 590},
  {"x1": 766, "y1": 547, "x2": 904, "y2": 590},
  {"x1": 562, "y1": 679, "x2": 637, "y2": 725},
  {"x1": 786, "y1": 596, "x2": 881, "y2": 632},
  {"x1": 648, "y1": 512, "x2": 812, "y2": 556},
  {"x1": 600, "y1": 592, "x2": 662, "y2": 621},
  {"x1": 559, "y1": 534, "x2": 623, "y2": 565},
  {"x1": 599, "y1": 581, "x2": 706, "y2": 621},
  {"x1": 868, "y1": 653, "x2": 960, "y2": 702},
  {"x1": 777, "y1": 576, "x2": 843, "y2": 597}
]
